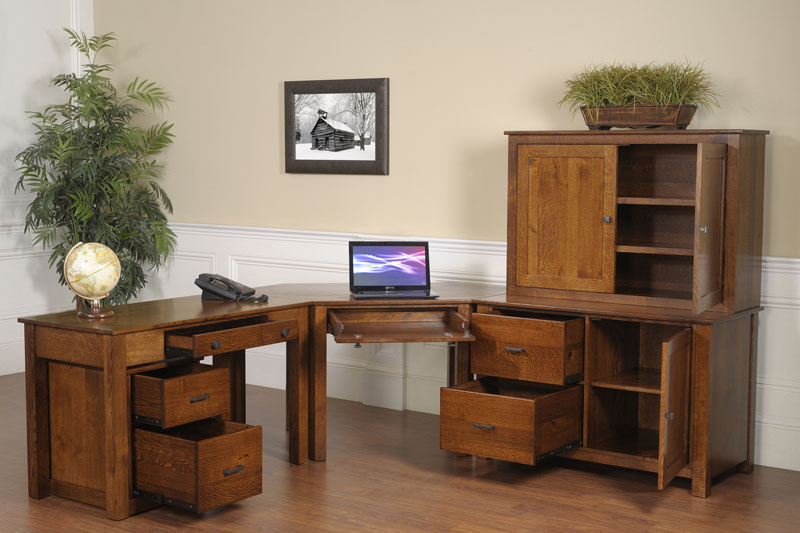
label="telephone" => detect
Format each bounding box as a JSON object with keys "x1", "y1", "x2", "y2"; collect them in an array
[{"x1": 194, "y1": 273, "x2": 268, "y2": 302}]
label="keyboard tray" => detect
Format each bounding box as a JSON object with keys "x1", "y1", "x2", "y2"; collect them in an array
[{"x1": 327, "y1": 308, "x2": 475, "y2": 344}]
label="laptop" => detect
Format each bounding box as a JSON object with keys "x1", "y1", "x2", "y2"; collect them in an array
[{"x1": 349, "y1": 241, "x2": 438, "y2": 299}]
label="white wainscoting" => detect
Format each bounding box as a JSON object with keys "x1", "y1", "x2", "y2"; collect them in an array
[{"x1": 0, "y1": 221, "x2": 797, "y2": 471}]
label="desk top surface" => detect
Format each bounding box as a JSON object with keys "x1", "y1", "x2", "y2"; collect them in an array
[
  {"x1": 18, "y1": 281, "x2": 748, "y2": 334},
  {"x1": 18, "y1": 281, "x2": 505, "y2": 335}
]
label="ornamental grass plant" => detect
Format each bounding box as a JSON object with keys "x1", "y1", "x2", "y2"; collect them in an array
[{"x1": 559, "y1": 61, "x2": 719, "y2": 116}]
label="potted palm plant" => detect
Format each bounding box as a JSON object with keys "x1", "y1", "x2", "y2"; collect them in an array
[
  {"x1": 559, "y1": 61, "x2": 719, "y2": 129},
  {"x1": 15, "y1": 30, "x2": 176, "y2": 305}
]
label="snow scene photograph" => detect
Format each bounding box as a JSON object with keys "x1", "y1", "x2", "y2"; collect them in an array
[{"x1": 294, "y1": 92, "x2": 376, "y2": 161}]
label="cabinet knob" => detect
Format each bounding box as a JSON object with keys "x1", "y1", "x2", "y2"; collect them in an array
[
  {"x1": 603, "y1": 216, "x2": 612, "y2": 223},
  {"x1": 211, "y1": 340, "x2": 221, "y2": 350}
]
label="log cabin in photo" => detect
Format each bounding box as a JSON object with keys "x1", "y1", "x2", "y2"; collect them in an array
[{"x1": 310, "y1": 109, "x2": 356, "y2": 151}]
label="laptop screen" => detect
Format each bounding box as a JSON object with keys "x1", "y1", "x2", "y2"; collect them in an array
[{"x1": 349, "y1": 241, "x2": 431, "y2": 292}]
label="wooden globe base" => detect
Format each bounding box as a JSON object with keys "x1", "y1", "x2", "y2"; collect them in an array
[{"x1": 77, "y1": 299, "x2": 114, "y2": 320}]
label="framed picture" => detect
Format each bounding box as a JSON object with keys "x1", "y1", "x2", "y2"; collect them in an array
[{"x1": 284, "y1": 78, "x2": 389, "y2": 175}]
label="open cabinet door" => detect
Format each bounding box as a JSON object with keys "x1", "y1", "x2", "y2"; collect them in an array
[
  {"x1": 658, "y1": 328, "x2": 691, "y2": 489},
  {"x1": 693, "y1": 143, "x2": 726, "y2": 313}
]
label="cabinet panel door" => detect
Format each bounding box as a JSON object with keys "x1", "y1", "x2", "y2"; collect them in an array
[
  {"x1": 516, "y1": 145, "x2": 616, "y2": 292},
  {"x1": 693, "y1": 143, "x2": 726, "y2": 313},
  {"x1": 658, "y1": 328, "x2": 691, "y2": 489}
]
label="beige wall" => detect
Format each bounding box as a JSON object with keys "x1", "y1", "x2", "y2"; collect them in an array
[{"x1": 94, "y1": 0, "x2": 800, "y2": 257}]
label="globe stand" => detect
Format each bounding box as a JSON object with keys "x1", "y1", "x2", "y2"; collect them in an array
[{"x1": 78, "y1": 298, "x2": 114, "y2": 320}]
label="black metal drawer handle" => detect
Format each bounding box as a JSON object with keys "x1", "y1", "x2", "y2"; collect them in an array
[
  {"x1": 223, "y1": 464, "x2": 244, "y2": 476},
  {"x1": 505, "y1": 346, "x2": 526, "y2": 353},
  {"x1": 474, "y1": 423, "x2": 496, "y2": 431},
  {"x1": 281, "y1": 328, "x2": 290, "y2": 337},
  {"x1": 211, "y1": 340, "x2": 222, "y2": 350},
  {"x1": 189, "y1": 393, "x2": 210, "y2": 403}
]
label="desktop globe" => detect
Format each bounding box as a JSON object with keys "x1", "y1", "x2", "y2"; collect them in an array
[{"x1": 64, "y1": 242, "x2": 121, "y2": 319}]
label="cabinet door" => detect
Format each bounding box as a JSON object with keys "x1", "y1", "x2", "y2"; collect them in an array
[
  {"x1": 515, "y1": 145, "x2": 617, "y2": 292},
  {"x1": 693, "y1": 143, "x2": 726, "y2": 313},
  {"x1": 657, "y1": 328, "x2": 691, "y2": 489}
]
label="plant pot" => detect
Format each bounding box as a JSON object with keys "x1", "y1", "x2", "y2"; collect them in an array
[{"x1": 580, "y1": 105, "x2": 697, "y2": 130}]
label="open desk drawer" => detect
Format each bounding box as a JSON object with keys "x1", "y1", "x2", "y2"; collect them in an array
[
  {"x1": 165, "y1": 316, "x2": 298, "y2": 358},
  {"x1": 328, "y1": 308, "x2": 475, "y2": 343},
  {"x1": 470, "y1": 312, "x2": 584, "y2": 385},
  {"x1": 132, "y1": 363, "x2": 230, "y2": 428},
  {"x1": 440, "y1": 378, "x2": 582, "y2": 465},
  {"x1": 134, "y1": 419, "x2": 262, "y2": 513}
]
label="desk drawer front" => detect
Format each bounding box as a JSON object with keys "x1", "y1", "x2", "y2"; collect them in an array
[
  {"x1": 440, "y1": 378, "x2": 582, "y2": 465},
  {"x1": 166, "y1": 319, "x2": 298, "y2": 358},
  {"x1": 134, "y1": 419, "x2": 262, "y2": 513},
  {"x1": 471, "y1": 313, "x2": 584, "y2": 385},
  {"x1": 132, "y1": 364, "x2": 230, "y2": 428}
]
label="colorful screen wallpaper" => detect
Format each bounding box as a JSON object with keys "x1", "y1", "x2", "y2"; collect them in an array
[{"x1": 352, "y1": 245, "x2": 427, "y2": 287}]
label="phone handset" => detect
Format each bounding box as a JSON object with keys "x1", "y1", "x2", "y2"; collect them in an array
[{"x1": 194, "y1": 273, "x2": 268, "y2": 302}]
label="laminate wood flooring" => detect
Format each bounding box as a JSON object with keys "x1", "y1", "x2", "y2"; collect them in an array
[{"x1": 1, "y1": 373, "x2": 797, "y2": 532}]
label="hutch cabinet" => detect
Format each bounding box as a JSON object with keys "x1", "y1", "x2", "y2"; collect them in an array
[{"x1": 440, "y1": 129, "x2": 767, "y2": 496}]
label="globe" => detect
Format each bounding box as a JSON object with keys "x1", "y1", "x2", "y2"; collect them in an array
[{"x1": 64, "y1": 242, "x2": 121, "y2": 319}]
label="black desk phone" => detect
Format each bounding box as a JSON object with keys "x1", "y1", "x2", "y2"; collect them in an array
[{"x1": 194, "y1": 273, "x2": 268, "y2": 302}]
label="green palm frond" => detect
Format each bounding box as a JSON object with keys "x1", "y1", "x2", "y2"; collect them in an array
[{"x1": 14, "y1": 29, "x2": 176, "y2": 306}]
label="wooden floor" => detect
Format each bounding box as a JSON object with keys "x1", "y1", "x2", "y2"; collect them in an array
[{"x1": 2, "y1": 373, "x2": 799, "y2": 532}]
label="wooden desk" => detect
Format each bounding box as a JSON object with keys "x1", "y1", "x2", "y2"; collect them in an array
[
  {"x1": 19, "y1": 280, "x2": 758, "y2": 518},
  {"x1": 18, "y1": 281, "x2": 502, "y2": 519}
]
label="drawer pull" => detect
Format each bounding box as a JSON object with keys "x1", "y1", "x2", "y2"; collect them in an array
[
  {"x1": 474, "y1": 423, "x2": 496, "y2": 431},
  {"x1": 504, "y1": 346, "x2": 526, "y2": 353},
  {"x1": 211, "y1": 340, "x2": 222, "y2": 350},
  {"x1": 189, "y1": 393, "x2": 211, "y2": 403},
  {"x1": 223, "y1": 464, "x2": 244, "y2": 476},
  {"x1": 281, "y1": 328, "x2": 290, "y2": 337}
]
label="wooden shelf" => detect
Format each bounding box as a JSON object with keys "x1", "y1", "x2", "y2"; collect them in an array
[
  {"x1": 585, "y1": 428, "x2": 660, "y2": 460},
  {"x1": 591, "y1": 368, "x2": 661, "y2": 394},
  {"x1": 614, "y1": 286, "x2": 692, "y2": 301},
  {"x1": 616, "y1": 244, "x2": 693, "y2": 256},
  {"x1": 617, "y1": 196, "x2": 695, "y2": 207}
]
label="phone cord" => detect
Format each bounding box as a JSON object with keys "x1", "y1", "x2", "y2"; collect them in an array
[{"x1": 236, "y1": 294, "x2": 269, "y2": 303}]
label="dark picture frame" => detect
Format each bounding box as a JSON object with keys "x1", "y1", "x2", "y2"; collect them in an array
[{"x1": 284, "y1": 78, "x2": 389, "y2": 175}]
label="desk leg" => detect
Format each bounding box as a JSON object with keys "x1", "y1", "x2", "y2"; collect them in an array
[
  {"x1": 25, "y1": 324, "x2": 50, "y2": 499},
  {"x1": 286, "y1": 306, "x2": 308, "y2": 464},
  {"x1": 214, "y1": 350, "x2": 246, "y2": 422},
  {"x1": 737, "y1": 313, "x2": 758, "y2": 474},
  {"x1": 104, "y1": 336, "x2": 132, "y2": 520},
  {"x1": 309, "y1": 306, "x2": 327, "y2": 461}
]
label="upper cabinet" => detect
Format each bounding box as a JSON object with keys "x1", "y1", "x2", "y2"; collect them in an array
[{"x1": 506, "y1": 130, "x2": 768, "y2": 314}]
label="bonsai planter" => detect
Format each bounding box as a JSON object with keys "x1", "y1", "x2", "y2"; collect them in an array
[{"x1": 581, "y1": 105, "x2": 696, "y2": 130}]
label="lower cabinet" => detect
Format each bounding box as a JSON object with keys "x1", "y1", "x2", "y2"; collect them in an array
[
  {"x1": 443, "y1": 308, "x2": 693, "y2": 489},
  {"x1": 440, "y1": 378, "x2": 582, "y2": 465},
  {"x1": 134, "y1": 419, "x2": 263, "y2": 513}
]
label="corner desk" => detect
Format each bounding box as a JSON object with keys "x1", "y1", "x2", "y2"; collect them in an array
[{"x1": 19, "y1": 281, "x2": 758, "y2": 519}]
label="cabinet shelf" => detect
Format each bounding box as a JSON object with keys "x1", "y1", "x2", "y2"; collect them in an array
[
  {"x1": 591, "y1": 368, "x2": 661, "y2": 394},
  {"x1": 588, "y1": 428, "x2": 660, "y2": 460},
  {"x1": 616, "y1": 245, "x2": 693, "y2": 256},
  {"x1": 617, "y1": 196, "x2": 695, "y2": 207}
]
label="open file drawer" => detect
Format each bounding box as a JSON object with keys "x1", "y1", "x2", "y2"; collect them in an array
[
  {"x1": 134, "y1": 419, "x2": 262, "y2": 513},
  {"x1": 440, "y1": 378, "x2": 582, "y2": 465}
]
